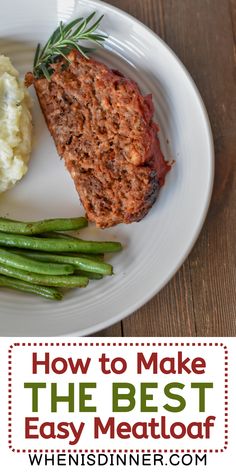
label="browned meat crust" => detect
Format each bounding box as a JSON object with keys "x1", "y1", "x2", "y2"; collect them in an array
[{"x1": 26, "y1": 50, "x2": 170, "y2": 227}]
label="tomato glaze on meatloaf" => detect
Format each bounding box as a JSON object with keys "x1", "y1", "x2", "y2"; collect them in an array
[{"x1": 26, "y1": 50, "x2": 171, "y2": 227}]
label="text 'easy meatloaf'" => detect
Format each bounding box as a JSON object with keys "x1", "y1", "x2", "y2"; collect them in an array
[{"x1": 26, "y1": 50, "x2": 171, "y2": 227}]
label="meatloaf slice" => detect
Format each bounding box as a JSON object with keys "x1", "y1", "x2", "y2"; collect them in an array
[{"x1": 26, "y1": 50, "x2": 170, "y2": 227}]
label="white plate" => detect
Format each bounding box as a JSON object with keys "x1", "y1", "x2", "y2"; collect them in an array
[{"x1": 0, "y1": 0, "x2": 214, "y2": 336}]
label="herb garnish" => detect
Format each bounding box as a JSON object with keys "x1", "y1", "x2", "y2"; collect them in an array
[{"x1": 33, "y1": 12, "x2": 107, "y2": 80}]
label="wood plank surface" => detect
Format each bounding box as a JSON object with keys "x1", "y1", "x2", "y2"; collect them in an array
[{"x1": 96, "y1": 0, "x2": 236, "y2": 337}]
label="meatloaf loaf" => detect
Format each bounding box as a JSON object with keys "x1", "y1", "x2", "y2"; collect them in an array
[{"x1": 26, "y1": 50, "x2": 170, "y2": 227}]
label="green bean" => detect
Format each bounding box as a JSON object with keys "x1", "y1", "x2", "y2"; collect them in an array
[
  {"x1": 0, "y1": 275, "x2": 63, "y2": 300},
  {"x1": 73, "y1": 253, "x2": 104, "y2": 261},
  {"x1": 0, "y1": 248, "x2": 74, "y2": 275},
  {"x1": 40, "y1": 234, "x2": 105, "y2": 258},
  {"x1": 0, "y1": 264, "x2": 89, "y2": 288},
  {"x1": 38, "y1": 234, "x2": 104, "y2": 260},
  {"x1": 0, "y1": 232, "x2": 122, "y2": 254},
  {"x1": 75, "y1": 270, "x2": 103, "y2": 280},
  {"x1": 27, "y1": 233, "x2": 104, "y2": 260},
  {"x1": 0, "y1": 217, "x2": 88, "y2": 235},
  {"x1": 9, "y1": 251, "x2": 104, "y2": 279},
  {"x1": 7, "y1": 250, "x2": 112, "y2": 275},
  {"x1": 11, "y1": 249, "x2": 104, "y2": 262},
  {"x1": 40, "y1": 232, "x2": 80, "y2": 240}
]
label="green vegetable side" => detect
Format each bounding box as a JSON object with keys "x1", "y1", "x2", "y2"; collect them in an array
[{"x1": 0, "y1": 216, "x2": 122, "y2": 301}]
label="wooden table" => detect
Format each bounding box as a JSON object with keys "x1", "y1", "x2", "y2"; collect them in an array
[{"x1": 97, "y1": 0, "x2": 236, "y2": 337}]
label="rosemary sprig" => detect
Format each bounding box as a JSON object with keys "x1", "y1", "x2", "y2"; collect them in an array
[{"x1": 33, "y1": 12, "x2": 107, "y2": 80}]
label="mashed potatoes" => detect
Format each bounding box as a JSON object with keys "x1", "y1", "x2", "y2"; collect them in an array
[{"x1": 0, "y1": 55, "x2": 32, "y2": 193}]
